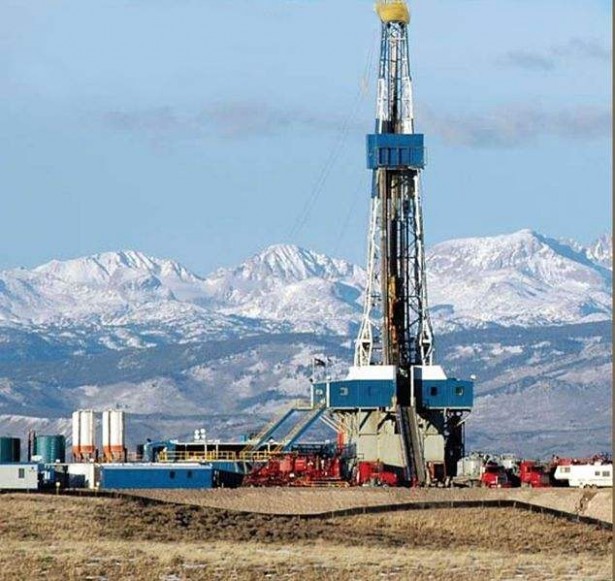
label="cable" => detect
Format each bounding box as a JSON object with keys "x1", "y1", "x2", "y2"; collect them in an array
[{"x1": 285, "y1": 30, "x2": 378, "y2": 242}]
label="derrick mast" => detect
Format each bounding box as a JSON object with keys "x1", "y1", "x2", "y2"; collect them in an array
[
  {"x1": 355, "y1": 0, "x2": 433, "y2": 371},
  {"x1": 311, "y1": 0, "x2": 473, "y2": 485}
]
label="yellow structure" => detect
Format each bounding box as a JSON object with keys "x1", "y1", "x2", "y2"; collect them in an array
[{"x1": 376, "y1": 0, "x2": 410, "y2": 24}]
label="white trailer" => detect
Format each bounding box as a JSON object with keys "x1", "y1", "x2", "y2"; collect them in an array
[
  {"x1": 0, "y1": 463, "x2": 38, "y2": 490},
  {"x1": 554, "y1": 463, "x2": 613, "y2": 488}
]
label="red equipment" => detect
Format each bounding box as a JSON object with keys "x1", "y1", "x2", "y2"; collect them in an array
[
  {"x1": 243, "y1": 453, "x2": 348, "y2": 487},
  {"x1": 355, "y1": 461, "x2": 398, "y2": 487},
  {"x1": 519, "y1": 460, "x2": 550, "y2": 487}
]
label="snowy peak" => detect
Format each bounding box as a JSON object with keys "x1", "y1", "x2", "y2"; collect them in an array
[
  {"x1": 0, "y1": 250, "x2": 210, "y2": 324},
  {"x1": 197, "y1": 244, "x2": 365, "y2": 333},
  {"x1": 217, "y1": 244, "x2": 362, "y2": 284},
  {"x1": 429, "y1": 229, "x2": 609, "y2": 281},
  {"x1": 34, "y1": 250, "x2": 201, "y2": 287},
  {"x1": 586, "y1": 234, "x2": 612, "y2": 269},
  {"x1": 201, "y1": 244, "x2": 364, "y2": 307},
  {"x1": 427, "y1": 229, "x2": 612, "y2": 329}
]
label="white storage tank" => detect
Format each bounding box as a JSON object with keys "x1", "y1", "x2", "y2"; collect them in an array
[
  {"x1": 457, "y1": 453, "x2": 484, "y2": 479},
  {"x1": 71, "y1": 410, "x2": 81, "y2": 459},
  {"x1": 102, "y1": 410, "x2": 125, "y2": 461},
  {"x1": 72, "y1": 410, "x2": 96, "y2": 461}
]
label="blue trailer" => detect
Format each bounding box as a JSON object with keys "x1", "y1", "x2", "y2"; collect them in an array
[{"x1": 99, "y1": 463, "x2": 216, "y2": 489}]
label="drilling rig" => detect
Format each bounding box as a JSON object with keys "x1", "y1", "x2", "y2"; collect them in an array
[{"x1": 311, "y1": 0, "x2": 473, "y2": 485}]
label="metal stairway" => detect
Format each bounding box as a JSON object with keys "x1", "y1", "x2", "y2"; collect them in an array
[
  {"x1": 396, "y1": 404, "x2": 427, "y2": 484},
  {"x1": 241, "y1": 407, "x2": 296, "y2": 454},
  {"x1": 270, "y1": 406, "x2": 326, "y2": 453}
]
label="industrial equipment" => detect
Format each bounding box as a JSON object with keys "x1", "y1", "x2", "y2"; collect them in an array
[
  {"x1": 0, "y1": 437, "x2": 20, "y2": 463},
  {"x1": 244, "y1": 452, "x2": 349, "y2": 488},
  {"x1": 32, "y1": 434, "x2": 66, "y2": 464},
  {"x1": 310, "y1": 0, "x2": 473, "y2": 485}
]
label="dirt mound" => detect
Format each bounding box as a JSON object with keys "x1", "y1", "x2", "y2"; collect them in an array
[{"x1": 123, "y1": 486, "x2": 613, "y2": 523}]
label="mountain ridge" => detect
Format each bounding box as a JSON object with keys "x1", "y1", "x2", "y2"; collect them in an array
[{"x1": 0, "y1": 230, "x2": 611, "y2": 339}]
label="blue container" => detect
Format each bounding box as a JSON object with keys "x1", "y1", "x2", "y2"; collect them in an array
[
  {"x1": 366, "y1": 133, "x2": 425, "y2": 169},
  {"x1": 417, "y1": 379, "x2": 473, "y2": 410},
  {"x1": 313, "y1": 379, "x2": 396, "y2": 409},
  {"x1": 99, "y1": 464, "x2": 214, "y2": 489},
  {"x1": 34, "y1": 435, "x2": 66, "y2": 463}
]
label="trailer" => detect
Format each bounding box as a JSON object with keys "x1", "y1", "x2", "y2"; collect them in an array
[
  {"x1": 554, "y1": 463, "x2": 613, "y2": 488},
  {"x1": 0, "y1": 463, "x2": 38, "y2": 491}
]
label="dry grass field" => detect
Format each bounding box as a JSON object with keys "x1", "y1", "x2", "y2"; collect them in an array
[{"x1": 0, "y1": 493, "x2": 611, "y2": 580}]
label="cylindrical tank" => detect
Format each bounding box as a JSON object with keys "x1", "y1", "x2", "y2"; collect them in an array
[
  {"x1": 72, "y1": 410, "x2": 95, "y2": 459},
  {"x1": 79, "y1": 410, "x2": 95, "y2": 456},
  {"x1": 34, "y1": 435, "x2": 66, "y2": 463},
  {"x1": 102, "y1": 410, "x2": 125, "y2": 460},
  {"x1": 0, "y1": 437, "x2": 20, "y2": 463},
  {"x1": 72, "y1": 410, "x2": 81, "y2": 457},
  {"x1": 110, "y1": 410, "x2": 124, "y2": 455}
]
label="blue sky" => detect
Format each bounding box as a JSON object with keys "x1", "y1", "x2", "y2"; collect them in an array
[{"x1": 0, "y1": 0, "x2": 611, "y2": 273}]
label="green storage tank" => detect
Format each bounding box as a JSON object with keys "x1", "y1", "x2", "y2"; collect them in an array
[
  {"x1": 0, "y1": 437, "x2": 20, "y2": 462},
  {"x1": 34, "y1": 435, "x2": 66, "y2": 464}
]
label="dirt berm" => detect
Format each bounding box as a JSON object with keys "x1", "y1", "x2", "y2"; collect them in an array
[{"x1": 123, "y1": 486, "x2": 612, "y2": 524}]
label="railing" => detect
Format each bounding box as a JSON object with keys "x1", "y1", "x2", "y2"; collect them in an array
[
  {"x1": 155, "y1": 449, "x2": 285, "y2": 464},
  {"x1": 238, "y1": 451, "x2": 274, "y2": 462},
  {"x1": 157, "y1": 450, "x2": 239, "y2": 462}
]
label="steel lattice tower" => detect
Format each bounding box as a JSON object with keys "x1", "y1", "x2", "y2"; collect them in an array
[
  {"x1": 355, "y1": 0, "x2": 433, "y2": 372},
  {"x1": 311, "y1": 0, "x2": 473, "y2": 486}
]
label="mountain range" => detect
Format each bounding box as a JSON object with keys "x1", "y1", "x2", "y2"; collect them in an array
[{"x1": 0, "y1": 229, "x2": 611, "y2": 458}]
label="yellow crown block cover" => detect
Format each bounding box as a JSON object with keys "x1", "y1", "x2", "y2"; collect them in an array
[{"x1": 376, "y1": 1, "x2": 410, "y2": 24}]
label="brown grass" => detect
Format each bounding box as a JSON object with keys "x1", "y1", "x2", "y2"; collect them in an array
[{"x1": 0, "y1": 493, "x2": 611, "y2": 580}]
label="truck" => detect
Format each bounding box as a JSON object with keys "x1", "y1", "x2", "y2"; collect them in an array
[
  {"x1": 453, "y1": 454, "x2": 512, "y2": 488},
  {"x1": 519, "y1": 460, "x2": 550, "y2": 488},
  {"x1": 480, "y1": 461, "x2": 512, "y2": 488}
]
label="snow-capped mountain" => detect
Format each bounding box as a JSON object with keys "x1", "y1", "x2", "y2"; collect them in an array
[
  {"x1": 198, "y1": 244, "x2": 365, "y2": 334},
  {"x1": 427, "y1": 230, "x2": 612, "y2": 330},
  {"x1": 586, "y1": 233, "x2": 613, "y2": 269},
  {"x1": 0, "y1": 230, "x2": 611, "y2": 457},
  {"x1": 0, "y1": 230, "x2": 610, "y2": 341}
]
